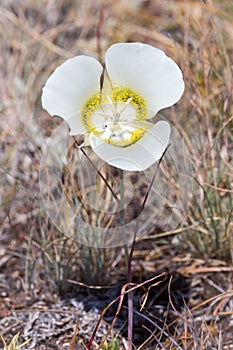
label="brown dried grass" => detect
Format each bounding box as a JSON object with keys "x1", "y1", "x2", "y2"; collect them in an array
[{"x1": 0, "y1": 0, "x2": 233, "y2": 349}]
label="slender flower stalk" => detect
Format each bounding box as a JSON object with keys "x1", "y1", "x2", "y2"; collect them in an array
[
  {"x1": 118, "y1": 168, "x2": 133, "y2": 349},
  {"x1": 118, "y1": 169, "x2": 129, "y2": 264}
]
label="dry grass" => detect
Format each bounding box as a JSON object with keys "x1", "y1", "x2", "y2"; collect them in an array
[{"x1": 0, "y1": 0, "x2": 233, "y2": 349}]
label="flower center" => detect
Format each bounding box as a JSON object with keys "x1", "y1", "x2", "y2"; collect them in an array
[{"x1": 81, "y1": 87, "x2": 148, "y2": 147}]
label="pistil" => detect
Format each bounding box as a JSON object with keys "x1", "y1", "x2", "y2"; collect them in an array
[{"x1": 81, "y1": 87, "x2": 147, "y2": 147}]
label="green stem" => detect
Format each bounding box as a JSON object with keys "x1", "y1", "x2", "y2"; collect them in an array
[
  {"x1": 118, "y1": 168, "x2": 132, "y2": 350},
  {"x1": 118, "y1": 168, "x2": 129, "y2": 265}
]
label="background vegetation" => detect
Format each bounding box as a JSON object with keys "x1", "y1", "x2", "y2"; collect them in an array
[{"x1": 0, "y1": 0, "x2": 232, "y2": 349}]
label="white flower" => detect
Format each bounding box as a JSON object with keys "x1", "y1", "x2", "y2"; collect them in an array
[{"x1": 42, "y1": 42, "x2": 184, "y2": 171}]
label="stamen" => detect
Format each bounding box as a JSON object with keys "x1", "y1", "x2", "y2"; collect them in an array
[
  {"x1": 107, "y1": 95, "x2": 115, "y2": 113},
  {"x1": 97, "y1": 111, "x2": 110, "y2": 117},
  {"x1": 119, "y1": 97, "x2": 133, "y2": 114}
]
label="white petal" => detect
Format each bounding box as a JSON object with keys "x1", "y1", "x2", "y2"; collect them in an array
[
  {"x1": 42, "y1": 55, "x2": 103, "y2": 128},
  {"x1": 67, "y1": 112, "x2": 86, "y2": 135},
  {"x1": 89, "y1": 121, "x2": 170, "y2": 171},
  {"x1": 105, "y1": 43, "x2": 184, "y2": 115}
]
